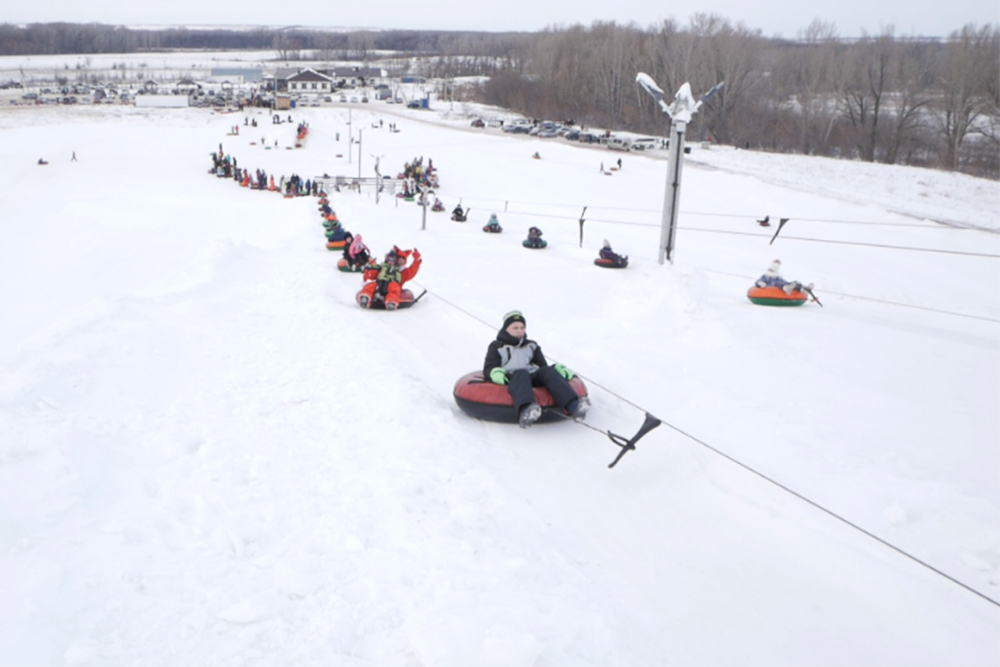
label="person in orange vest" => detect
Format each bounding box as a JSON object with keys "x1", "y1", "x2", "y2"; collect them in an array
[{"x1": 357, "y1": 247, "x2": 422, "y2": 310}]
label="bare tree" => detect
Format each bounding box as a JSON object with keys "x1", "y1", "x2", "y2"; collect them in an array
[{"x1": 935, "y1": 24, "x2": 998, "y2": 171}]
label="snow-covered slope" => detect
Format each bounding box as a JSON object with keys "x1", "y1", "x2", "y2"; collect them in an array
[{"x1": 1, "y1": 102, "x2": 998, "y2": 666}]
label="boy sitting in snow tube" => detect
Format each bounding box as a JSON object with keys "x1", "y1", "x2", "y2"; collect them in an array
[
  {"x1": 357, "y1": 247, "x2": 422, "y2": 310},
  {"x1": 523, "y1": 226, "x2": 547, "y2": 249},
  {"x1": 747, "y1": 260, "x2": 812, "y2": 306},
  {"x1": 480, "y1": 311, "x2": 589, "y2": 428},
  {"x1": 594, "y1": 239, "x2": 628, "y2": 268}
]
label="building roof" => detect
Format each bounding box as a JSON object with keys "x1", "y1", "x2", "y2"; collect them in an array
[{"x1": 284, "y1": 68, "x2": 334, "y2": 83}]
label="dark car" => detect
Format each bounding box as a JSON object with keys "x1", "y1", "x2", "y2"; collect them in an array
[
  {"x1": 407, "y1": 100, "x2": 422, "y2": 109},
  {"x1": 471, "y1": 119, "x2": 485, "y2": 128}
]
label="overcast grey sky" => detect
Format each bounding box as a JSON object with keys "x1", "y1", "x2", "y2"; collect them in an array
[{"x1": 1, "y1": 0, "x2": 996, "y2": 38}]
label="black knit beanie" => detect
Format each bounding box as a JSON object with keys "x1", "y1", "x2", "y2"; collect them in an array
[{"x1": 502, "y1": 310, "x2": 526, "y2": 330}]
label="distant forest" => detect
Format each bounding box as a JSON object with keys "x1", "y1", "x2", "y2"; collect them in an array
[{"x1": 1, "y1": 20, "x2": 997, "y2": 178}]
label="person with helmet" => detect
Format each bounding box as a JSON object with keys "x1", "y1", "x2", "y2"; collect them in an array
[
  {"x1": 483, "y1": 310, "x2": 590, "y2": 428},
  {"x1": 357, "y1": 246, "x2": 422, "y2": 310}
]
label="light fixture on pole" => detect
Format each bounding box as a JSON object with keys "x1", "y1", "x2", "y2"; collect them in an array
[{"x1": 636, "y1": 73, "x2": 724, "y2": 265}]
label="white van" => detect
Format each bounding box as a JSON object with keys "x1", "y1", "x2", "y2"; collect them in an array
[
  {"x1": 606, "y1": 136, "x2": 632, "y2": 151},
  {"x1": 632, "y1": 137, "x2": 658, "y2": 151}
]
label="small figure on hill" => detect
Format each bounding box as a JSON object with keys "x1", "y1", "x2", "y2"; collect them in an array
[
  {"x1": 525, "y1": 226, "x2": 545, "y2": 248},
  {"x1": 484, "y1": 213, "x2": 503, "y2": 233},
  {"x1": 755, "y1": 260, "x2": 812, "y2": 295},
  {"x1": 598, "y1": 240, "x2": 628, "y2": 267}
]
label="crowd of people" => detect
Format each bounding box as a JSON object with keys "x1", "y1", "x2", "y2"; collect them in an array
[{"x1": 209, "y1": 150, "x2": 322, "y2": 197}]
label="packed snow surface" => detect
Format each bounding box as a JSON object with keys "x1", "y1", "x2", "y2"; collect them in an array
[{"x1": 1, "y1": 100, "x2": 998, "y2": 666}]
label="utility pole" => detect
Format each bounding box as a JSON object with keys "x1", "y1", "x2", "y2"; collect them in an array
[
  {"x1": 347, "y1": 107, "x2": 352, "y2": 164},
  {"x1": 637, "y1": 73, "x2": 724, "y2": 265}
]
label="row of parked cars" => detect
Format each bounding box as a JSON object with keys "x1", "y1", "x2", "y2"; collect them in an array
[{"x1": 471, "y1": 117, "x2": 661, "y2": 151}]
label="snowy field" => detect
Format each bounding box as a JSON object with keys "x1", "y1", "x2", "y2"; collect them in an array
[{"x1": 1, "y1": 99, "x2": 998, "y2": 666}]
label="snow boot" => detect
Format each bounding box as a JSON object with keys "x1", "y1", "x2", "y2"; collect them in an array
[
  {"x1": 359, "y1": 294, "x2": 370, "y2": 308},
  {"x1": 519, "y1": 403, "x2": 542, "y2": 429},
  {"x1": 568, "y1": 396, "x2": 591, "y2": 421}
]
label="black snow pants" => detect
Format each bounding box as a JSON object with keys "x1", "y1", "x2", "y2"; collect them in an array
[{"x1": 507, "y1": 366, "x2": 578, "y2": 415}]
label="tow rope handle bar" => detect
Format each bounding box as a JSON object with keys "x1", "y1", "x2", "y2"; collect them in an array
[{"x1": 606, "y1": 413, "x2": 662, "y2": 469}]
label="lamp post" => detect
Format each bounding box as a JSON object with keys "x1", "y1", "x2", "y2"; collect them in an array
[
  {"x1": 636, "y1": 73, "x2": 724, "y2": 265},
  {"x1": 371, "y1": 154, "x2": 384, "y2": 203},
  {"x1": 357, "y1": 128, "x2": 363, "y2": 180}
]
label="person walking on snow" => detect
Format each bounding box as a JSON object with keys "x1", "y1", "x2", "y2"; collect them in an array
[{"x1": 483, "y1": 311, "x2": 589, "y2": 428}]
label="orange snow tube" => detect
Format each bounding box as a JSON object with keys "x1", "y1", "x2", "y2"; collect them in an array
[{"x1": 746, "y1": 286, "x2": 807, "y2": 306}]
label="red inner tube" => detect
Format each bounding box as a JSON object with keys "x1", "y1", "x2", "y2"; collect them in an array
[{"x1": 453, "y1": 371, "x2": 588, "y2": 423}]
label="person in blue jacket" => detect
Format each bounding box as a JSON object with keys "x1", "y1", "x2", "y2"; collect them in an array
[
  {"x1": 755, "y1": 260, "x2": 812, "y2": 294},
  {"x1": 483, "y1": 311, "x2": 590, "y2": 428}
]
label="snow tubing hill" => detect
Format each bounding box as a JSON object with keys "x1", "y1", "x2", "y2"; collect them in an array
[
  {"x1": 453, "y1": 371, "x2": 588, "y2": 424},
  {"x1": 356, "y1": 288, "x2": 417, "y2": 310},
  {"x1": 523, "y1": 240, "x2": 548, "y2": 249},
  {"x1": 595, "y1": 258, "x2": 628, "y2": 269},
  {"x1": 746, "y1": 286, "x2": 808, "y2": 306}
]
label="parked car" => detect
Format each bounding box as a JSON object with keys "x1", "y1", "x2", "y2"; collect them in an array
[
  {"x1": 565, "y1": 129, "x2": 581, "y2": 140},
  {"x1": 339, "y1": 94, "x2": 347, "y2": 102},
  {"x1": 407, "y1": 100, "x2": 422, "y2": 109},
  {"x1": 632, "y1": 138, "x2": 658, "y2": 151},
  {"x1": 471, "y1": 119, "x2": 485, "y2": 128},
  {"x1": 606, "y1": 136, "x2": 632, "y2": 151}
]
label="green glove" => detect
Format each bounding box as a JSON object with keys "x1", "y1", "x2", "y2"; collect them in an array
[
  {"x1": 554, "y1": 363, "x2": 574, "y2": 380},
  {"x1": 489, "y1": 368, "x2": 509, "y2": 385}
]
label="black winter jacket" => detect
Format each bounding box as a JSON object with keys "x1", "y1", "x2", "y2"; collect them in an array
[{"x1": 483, "y1": 329, "x2": 549, "y2": 377}]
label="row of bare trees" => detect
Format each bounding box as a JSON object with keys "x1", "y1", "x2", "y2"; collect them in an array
[
  {"x1": 477, "y1": 18, "x2": 998, "y2": 178},
  {"x1": 1, "y1": 20, "x2": 995, "y2": 176}
]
